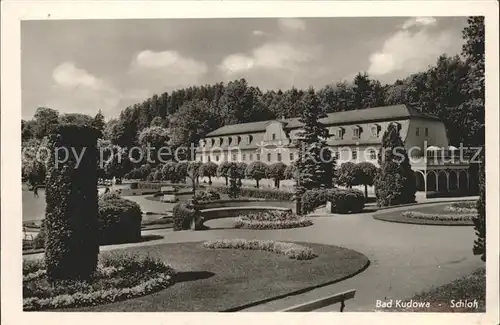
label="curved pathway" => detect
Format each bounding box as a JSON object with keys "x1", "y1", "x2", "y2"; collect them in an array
[{"x1": 23, "y1": 201, "x2": 483, "y2": 312}]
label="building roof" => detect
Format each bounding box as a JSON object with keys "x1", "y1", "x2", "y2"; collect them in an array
[{"x1": 205, "y1": 104, "x2": 439, "y2": 137}]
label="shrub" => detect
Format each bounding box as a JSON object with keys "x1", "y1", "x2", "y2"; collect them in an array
[
  {"x1": 193, "y1": 189, "x2": 221, "y2": 202},
  {"x1": 283, "y1": 162, "x2": 297, "y2": 180},
  {"x1": 245, "y1": 161, "x2": 268, "y2": 188},
  {"x1": 203, "y1": 239, "x2": 317, "y2": 260},
  {"x1": 357, "y1": 162, "x2": 377, "y2": 198},
  {"x1": 98, "y1": 193, "x2": 143, "y2": 244},
  {"x1": 234, "y1": 210, "x2": 313, "y2": 229},
  {"x1": 44, "y1": 125, "x2": 100, "y2": 281},
  {"x1": 216, "y1": 162, "x2": 232, "y2": 185},
  {"x1": 208, "y1": 185, "x2": 293, "y2": 201},
  {"x1": 301, "y1": 188, "x2": 365, "y2": 214},
  {"x1": 23, "y1": 254, "x2": 175, "y2": 311},
  {"x1": 266, "y1": 162, "x2": 287, "y2": 188},
  {"x1": 199, "y1": 162, "x2": 217, "y2": 185},
  {"x1": 172, "y1": 201, "x2": 195, "y2": 231},
  {"x1": 336, "y1": 162, "x2": 361, "y2": 188}
]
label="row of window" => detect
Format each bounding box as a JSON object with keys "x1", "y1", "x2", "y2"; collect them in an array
[
  {"x1": 200, "y1": 149, "x2": 379, "y2": 163},
  {"x1": 200, "y1": 135, "x2": 254, "y2": 147},
  {"x1": 202, "y1": 124, "x2": 430, "y2": 148},
  {"x1": 201, "y1": 152, "x2": 292, "y2": 163}
]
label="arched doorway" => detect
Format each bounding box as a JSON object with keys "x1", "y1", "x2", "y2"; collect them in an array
[
  {"x1": 415, "y1": 171, "x2": 425, "y2": 191},
  {"x1": 458, "y1": 170, "x2": 468, "y2": 190},
  {"x1": 426, "y1": 170, "x2": 437, "y2": 192},
  {"x1": 438, "y1": 170, "x2": 448, "y2": 192},
  {"x1": 448, "y1": 170, "x2": 458, "y2": 190}
]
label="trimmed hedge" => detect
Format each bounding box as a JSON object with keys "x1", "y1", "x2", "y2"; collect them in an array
[
  {"x1": 44, "y1": 124, "x2": 100, "y2": 281},
  {"x1": 209, "y1": 185, "x2": 293, "y2": 201},
  {"x1": 33, "y1": 194, "x2": 143, "y2": 247},
  {"x1": 203, "y1": 239, "x2": 317, "y2": 260},
  {"x1": 136, "y1": 181, "x2": 190, "y2": 190},
  {"x1": 98, "y1": 193, "x2": 143, "y2": 244},
  {"x1": 301, "y1": 188, "x2": 365, "y2": 214},
  {"x1": 172, "y1": 201, "x2": 195, "y2": 231}
]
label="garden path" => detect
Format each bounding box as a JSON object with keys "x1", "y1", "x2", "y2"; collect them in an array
[{"x1": 23, "y1": 199, "x2": 483, "y2": 312}]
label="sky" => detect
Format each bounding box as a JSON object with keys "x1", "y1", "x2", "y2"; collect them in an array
[{"x1": 21, "y1": 16, "x2": 468, "y2": 120}]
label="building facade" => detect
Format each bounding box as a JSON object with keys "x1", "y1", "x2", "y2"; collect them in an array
[{"x1": 196, "y1": 105, "x2": 475, "y2": 195}]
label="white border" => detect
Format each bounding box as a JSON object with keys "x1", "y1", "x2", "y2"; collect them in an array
[{"x1": 1, "y1": 1, "x2": 498, "y2": 325}]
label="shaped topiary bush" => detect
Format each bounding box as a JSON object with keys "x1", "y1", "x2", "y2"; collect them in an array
[
  {"x1": 172, "y1": 201, "x2": 195, "y2": 231},
  {"x1": 98, "y1": 193, "x2": 142, "y2": 244},
  {"x1": 44, "y1": 124, "x2": 101, "y2": 281},
  {"x1": 301, "y1": 188, "x2": 365, "y2": 214}
]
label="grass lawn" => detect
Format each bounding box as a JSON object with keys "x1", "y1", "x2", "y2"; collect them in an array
[
  {"x1": 387, "y1": 267, "x2": 486, "y2": 312},
  {"x1": 373, "y1": 203, "x2": 475, "y2": 226},
  {"x1": 65, "y1": 241, "x2": 369, "y2": 312}
]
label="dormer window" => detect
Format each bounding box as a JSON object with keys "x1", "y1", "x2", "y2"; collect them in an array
[
  {"x1": 247, "y1": 135, "x2": 253, "y2": 145},
  {"x1": 371, "y1": 124, "x2": 380, "y2": 137},
  {"x1": 353, "y1": 126, "x2": 361, "y2": 139},
  {"x1": 272, "y1": 133, "x2": 276, "y2": 140},
  {"x1": 335, "y1": 128, "x2": 344, "y2": 140}
]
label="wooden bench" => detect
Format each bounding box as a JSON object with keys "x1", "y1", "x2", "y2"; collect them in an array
[{"x1": 279, "y1": 289, "x2": 356, "y2": 312}]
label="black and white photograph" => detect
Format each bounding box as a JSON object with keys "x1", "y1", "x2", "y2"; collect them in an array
[{"x1": 1, "y1": 1, "x2": 499, "y2": 324}]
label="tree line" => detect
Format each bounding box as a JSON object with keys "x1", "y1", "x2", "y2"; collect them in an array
[{"x1": 22, "y1": 17, "x2": 484, "y2": 186}]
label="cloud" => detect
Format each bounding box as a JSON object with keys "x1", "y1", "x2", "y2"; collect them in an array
[
  {"x1": 219, "y1": 42, "x2": 318, "y2": 74},
  {"x1": 132, "y1": 50, "x2": 207, "y2": 74},
  {"x1": 52, "y1": 62, "x2": 105, "y2": 90},
  {"x1": 130, "y1": 50, "x2": 208, "y2": 88},
  {"x1": 402, "y1": 17, "x2": 437, "y2": 29},
  {"x1": 252, "y1": 30, "x2": 267, "y2": 36},
  {"x1": 50, "y1": 62, "x2": 121, "y2": 116},
  {"x1": 278, "y1": 18, "x2": 306, "y2": 32},
  {"x1": 368, "y1": 18, "x2": 452, "y2": 77}
]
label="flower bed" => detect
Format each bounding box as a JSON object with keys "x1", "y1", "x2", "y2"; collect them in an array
[
  {"x1": 23, "y1": 253, "x2": 175, "y2": 311},
  {"x1": 203, "y1": 239, "x2": 317, "y2": 260},
  {"x1": 444, "y1": 201, "x2": 477, "y2": 213},
  {"x1": 234, "y1": 210, "x2": 313, "y2": 229},
  {"x1": 402, "y1": 211, "x2": 475, "y2": 222}
]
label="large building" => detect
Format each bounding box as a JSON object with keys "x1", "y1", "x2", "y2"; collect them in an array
[{"x1": 196, "y1": 104, "x2": 475, "y2": 195}]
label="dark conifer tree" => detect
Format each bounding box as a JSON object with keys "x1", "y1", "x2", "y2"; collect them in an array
[{"x1": 374, "y1": 123, "x2": 416, "y2": 206}]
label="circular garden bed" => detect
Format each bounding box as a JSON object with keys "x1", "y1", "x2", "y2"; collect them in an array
[
  {"x1": 23, "y1": 253, "x2": 175, "y2": 311},
  {"x1": 66, "y1": 241, "x2": 369, "y2": 312},
  {"x1": 373, "y1": 202, "x2": 476, "y2": 226}
]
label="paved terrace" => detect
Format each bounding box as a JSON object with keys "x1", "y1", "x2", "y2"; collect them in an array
[{"x1": 23, "y1": 198, "x2": 482, "y2": 312}]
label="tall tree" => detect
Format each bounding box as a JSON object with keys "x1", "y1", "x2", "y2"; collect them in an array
[
  {"x1": 59, "y1": 113, "x2": 94, "y2": 127},
  {"x1": 92, "y1": 110, "x2": 106, "y2": 133},
  {"x1": 33, "y1": 107, "x2": 59, "y2": 139},
  {"x1": 44, "y1": 125, "x2": 100, "y2": 281},
  {"x1": 374, "y1": 123, "x2": 416, "y2": 206},
  {"x1": 296, "y1": 88, "x2": 334, "y2": 190},
  {"x1": 169, "y1": 99, "x2": 220, "y2": 147}
]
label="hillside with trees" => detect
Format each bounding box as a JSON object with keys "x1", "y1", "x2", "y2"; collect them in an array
[{"x1": 22, "y1": 17, "x2": 484, "y2": 183}]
